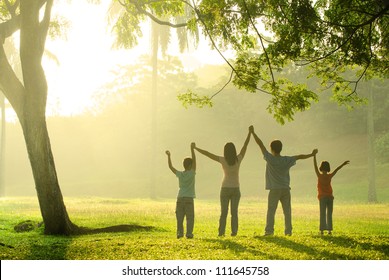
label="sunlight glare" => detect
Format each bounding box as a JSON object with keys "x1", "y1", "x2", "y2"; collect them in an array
[{"x1": 44, "y1": 1, "x2": 146, "y2": 117}]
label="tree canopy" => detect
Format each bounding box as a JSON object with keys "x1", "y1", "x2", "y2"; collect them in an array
[{"x1": 113, "y1": 0, "x2": 389, "y2": 124}]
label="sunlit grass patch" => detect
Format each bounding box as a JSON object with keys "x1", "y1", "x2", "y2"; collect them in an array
[{"x1": 0, "y1": 197, "x2": 388, "y2": 260}]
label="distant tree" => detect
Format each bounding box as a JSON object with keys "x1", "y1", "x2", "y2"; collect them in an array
[
  {"x1": 114, "y1": 0, "x2": 389, "y2": 124},
  {"x1": 0, "y1": 0, "x2": 78, "y2": 234},
  {"x1": 367, "y1": 82, "x2": 377, "y2": 203},
  {"x1": 111, "y1": 1, "x2": 198, "y2": 198}
]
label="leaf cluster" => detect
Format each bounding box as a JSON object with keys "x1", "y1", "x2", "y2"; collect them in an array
[{"x1": 111, "y1": 0, "x2": 389, "y2": 124}]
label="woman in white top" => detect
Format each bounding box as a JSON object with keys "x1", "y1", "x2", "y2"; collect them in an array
[{"x1": 194, "y1": 128, "x2": 251, "y2": 236}]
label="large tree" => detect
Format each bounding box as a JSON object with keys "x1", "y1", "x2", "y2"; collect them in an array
[
  {"x1": 0, "y1": 0, "x2": 77, "y2": 234},
  {"x1": 115, "y1": 0, "x2": 388, "y2": 124}
]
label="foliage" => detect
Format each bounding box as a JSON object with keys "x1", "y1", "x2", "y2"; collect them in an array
[
  {"x1": 111, "y1": 0, "x2": 389, "y2": 124},
  {"x1": 112, "y1": 5, "x2": 145, "y2": 49},
  {"x1": 177, "y1": 89, "x2": 213, "y2": 108},
  {"x1": 111, "y1": 0, "x2": 198, "y2": 50},
  {"x1": 47, "y1": 16, "x2": 70, "y2": 40},
  {"x1": 0, "y1": 197, "x2": 388, "y2": 260}
]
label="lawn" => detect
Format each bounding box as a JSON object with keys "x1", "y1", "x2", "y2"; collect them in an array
[{"x1": 0, "y1": 197, "x2": 388, "y2": 260}]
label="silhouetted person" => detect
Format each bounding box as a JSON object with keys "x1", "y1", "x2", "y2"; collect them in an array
[
  {"x1": 166, "y1": 143, "x2": 196, "y2": 239},
  {"x1": 313, "y1": 151, "x2": 349, "y2": 235},
  {"x1": 194, "y1": 128, "x2": 251, "y2": 237},
  {"x1": 250, "y1": 125, "x2": 317, "y2": 236}
]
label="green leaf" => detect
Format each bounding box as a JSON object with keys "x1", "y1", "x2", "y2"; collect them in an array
[{"x1": 177, "y1": 90, "x2": 213, "y2": 109}]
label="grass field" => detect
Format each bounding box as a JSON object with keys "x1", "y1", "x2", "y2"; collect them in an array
[{"x1": 0, "y1": 197, "x2": 388, "y2": 260}]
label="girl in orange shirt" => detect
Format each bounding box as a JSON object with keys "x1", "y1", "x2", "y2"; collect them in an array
[{"x1": 313, "y1": 152, "x2": 349, "y2": 235}]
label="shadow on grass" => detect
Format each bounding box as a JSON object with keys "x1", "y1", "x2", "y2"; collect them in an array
[
  {"x1": 315, "y1": 235, "x2": 389, "y2": 258},
  {"x1": 76, "y1": 224, "x2": 155, "y2": 234},
  {"x1": 256, "y1": 236, "x2": 350, "y2": 260},
  {"x1": 12, "y1": 221, "x2": 155, "y2": 260},
  {"x1": 204, "y1": 238, "x2": 281, "y2": 259}
]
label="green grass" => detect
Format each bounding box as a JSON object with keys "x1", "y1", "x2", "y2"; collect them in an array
[{"x1": 0, "y1": 197, "x2": 388, "y2": 260}]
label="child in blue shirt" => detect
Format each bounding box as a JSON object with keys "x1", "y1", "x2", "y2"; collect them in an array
[{"x1": 166, "y1": 143, "x2": 196, "y2": 239}]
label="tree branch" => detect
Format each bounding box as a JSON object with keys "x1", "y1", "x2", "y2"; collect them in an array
[
  {"x1": 242, "y1": 0, "x2": 275, "y2": 85},
  {"x1": 322, "y1": 4, "x2": 389, "y2": 29},
  {"x1": 298, "y1": 4, "x2": 389, "y2": 66},
  {"x1": 125, "y1": 0, "x2": 188, "y2": 28},
  {"x1": 0, "y1": 15, "x2": 21, "y2": 43},
  {"x1": 39, "y1": 0, "x2": 54, "y2": 50},
  {"x1": 210, "y1": 69, "x2": 234, "y2": 100},
  {"x1": 0, "y1": 43, "x2": 25, "y2": 118},
  {"x1": 191, "y1": 1, "x2": 270, "y2": 95}
]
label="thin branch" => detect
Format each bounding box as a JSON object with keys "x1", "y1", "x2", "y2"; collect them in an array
[
  {"x1": 344, "y1": 22, "x2": 374, "y2": 97},
  {"x1": 298, "y1": 4, "x2": 389, "y2": 66},
  {"x1": 191, "y1": 1, "x2": 270, "y2": 95},
  {"x1": 322, "y1": 4, "x2": 389, "y2": 29},
  {"x1": 122, "y1": 0, "x2": 271, "y2": 95},
  {"x1": 209, "y1": 69, "x2": 234, "y2": 100},
  {"x1": 126, "y1": 0, "x2": 187, "y2": 28},
  {"x1": 242, "y1": 0, "x2": 275, "y2": 85}
]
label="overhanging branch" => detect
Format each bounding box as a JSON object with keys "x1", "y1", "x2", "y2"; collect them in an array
[
  {"x1": 242, "y1": 0, "x2": 275, "y2": 85},
  {"x1": 124, "y1": 0, "x2": 188, "y2": 28},
  {"x1": 191, "y1": 1, "x2": 270, "y2": 95}
]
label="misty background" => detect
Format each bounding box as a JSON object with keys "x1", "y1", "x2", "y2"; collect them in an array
[
  {"x1": 1, "y1": 1, "x2": 388, "y2": 204},
  {"x1": 3, "y1": 60, "x2": 388, "y2": 203}
]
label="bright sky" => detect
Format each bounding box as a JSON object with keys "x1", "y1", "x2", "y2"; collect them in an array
[
  {"x1": 39, "y1": 0, "x2": 227, "y2": 117},
  {"x1": 43, "y1": 0, "x2": 145, "y2": 116}
]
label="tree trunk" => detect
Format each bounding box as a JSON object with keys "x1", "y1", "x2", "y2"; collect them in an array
[
  {"x1": 0, "y1": 1, "x2": 77, "y2": 234},
  {"x1": 20, "y1": 114, "x2": 76, "y2": 234},
  {"x1": 18, "y1": 0, "x2": 77, "y2": 234}
]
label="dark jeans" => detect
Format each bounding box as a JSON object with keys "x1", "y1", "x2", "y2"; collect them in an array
[
  {"x1": 175, "y1": 197, "x2": 194, "y2": 238},
  {"x1": 319, "y1": 197, "x2": 334, "y2": 231},
  {"x1": 265, "y1": 189, "x2": 292, "y2": 235},
  {"x1": 219, "y1": 187, "x2": 241, "y2": 236}
]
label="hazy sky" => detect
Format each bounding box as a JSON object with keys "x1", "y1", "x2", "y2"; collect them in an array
[{"x1": 39, "y1": 0, "x2": 228, "y2": 117}]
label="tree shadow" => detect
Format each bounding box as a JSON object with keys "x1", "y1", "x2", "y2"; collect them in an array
[
  {"x1": 75, "y1": 224, "x2": 155, "y2": 235},
  {"x1": 14, "y1": 221, "x2": 155, "y2": 260}
]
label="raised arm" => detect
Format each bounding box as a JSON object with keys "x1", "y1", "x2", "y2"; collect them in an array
[
  {"x1": 331, "y1": 160, "x2": 350, "y2": 177},
  {"x1": 238, "y1": 129, "x2": 251, "y2": 159},
  {"x1": 294, "y1": 149, "x2": 318, "y2": 161},
  {"x1": 194, "y1": 146, "x2": 220, "y2": 162},
  {"x1": 250, "y1": 125, "x2": 267, "y2": 155},
  {"x1": 313, "y1": 151, "x2": 320, "y2": 177},
  {"x1": 165, "y1": 150, "x2": 177, "y2": 174},
  {"x1": 191, "y1": 143, "x2": 196, "y2": 171}
]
